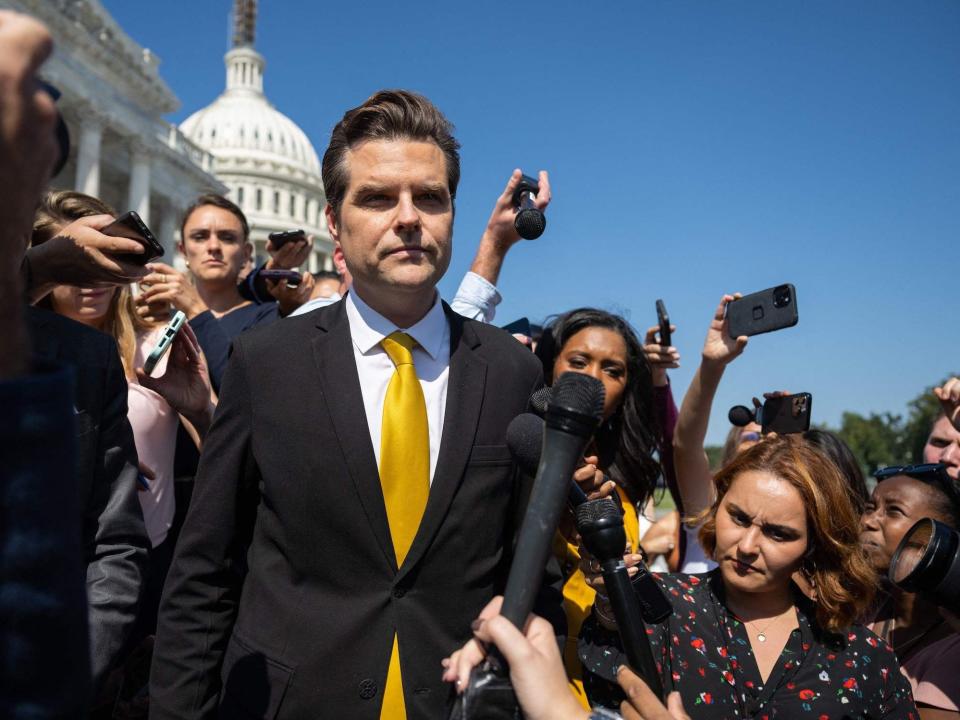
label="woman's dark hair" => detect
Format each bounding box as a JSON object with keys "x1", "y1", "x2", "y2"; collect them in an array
[
  {"x1": 535, "y1": 308, "x2": 661, "y2": 507},
  {"x1": 803, "y1": 429, "x2": 870, "y2": 514}
]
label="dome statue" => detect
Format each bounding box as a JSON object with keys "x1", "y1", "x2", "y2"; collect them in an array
[{"x1": 180, "y1": 0, "x2": 332, "y2": 272}]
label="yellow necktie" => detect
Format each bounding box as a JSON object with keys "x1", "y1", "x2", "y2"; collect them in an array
[{"x1": 379, "y1": 331, "x2": 430, "y2": 720}]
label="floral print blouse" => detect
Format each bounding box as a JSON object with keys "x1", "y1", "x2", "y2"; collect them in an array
[{"x1": 579, "y1": 571, "x2": 918, "y2": 719}]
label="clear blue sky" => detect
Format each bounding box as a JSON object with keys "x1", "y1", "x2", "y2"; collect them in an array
[{"x1": 102, "y1": 0, "x2": 959, "y2": 445}]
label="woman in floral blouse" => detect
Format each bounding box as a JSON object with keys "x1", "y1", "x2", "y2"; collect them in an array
[{"x1": 574, "y1": 435, "x2": 917, "y2": 718}]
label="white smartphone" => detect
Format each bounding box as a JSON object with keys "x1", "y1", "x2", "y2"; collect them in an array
[{"x1": 144, "y1": 310, "x2": 187, "y2": 376}]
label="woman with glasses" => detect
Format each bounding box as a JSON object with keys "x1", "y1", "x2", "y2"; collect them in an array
[{"x1": 862, "y1": 462, "x2": 960, "y2": 717}]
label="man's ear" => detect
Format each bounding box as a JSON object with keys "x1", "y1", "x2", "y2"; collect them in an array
[{"x1": 325, "y1": 204, "x2": 339, "y2": 242}]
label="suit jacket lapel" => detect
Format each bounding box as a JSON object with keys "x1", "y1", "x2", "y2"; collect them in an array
[
  {"x1": 311, "y1": 300, "x2": 397, "y2": 572},
  {"x1": 398, "y1": 306, "x2": 487, "y2": 580}
]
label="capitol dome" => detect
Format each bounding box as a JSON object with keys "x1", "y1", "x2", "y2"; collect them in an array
[{"x1": 180, "y1": 7, "x2": 331, "y2": 272}]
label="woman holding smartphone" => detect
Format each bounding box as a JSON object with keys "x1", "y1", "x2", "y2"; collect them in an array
[{"x1": 32, "y1": 191, "x2": 215, "y2": 637}]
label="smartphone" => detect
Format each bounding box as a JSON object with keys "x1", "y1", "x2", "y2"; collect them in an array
[
  {"x1": 655, "y1": 299, "x2": 671, "y2": 347},
  {"x1": 268, "y1": 229, "x2": 306, "y2": 249},
  {"x1": 101, "y1": 211, "x2": 164, "y2": 265},
  {"x1": 760, "y1": 392, "x2": 812, "y2": 435},
  {"x1": 144, "y1": 310, "x2": 187, "y2": 376},
  {"x1": 726, "y1": 284, "x2": 798, "y2": 338},
  {"x1": 259, "y1": 269, "x2": 302, "y2": 287}
]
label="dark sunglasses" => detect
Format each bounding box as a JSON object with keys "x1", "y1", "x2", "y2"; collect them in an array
[{"x1": 874, "y1": 463, "x2": 960, "y2": 508}]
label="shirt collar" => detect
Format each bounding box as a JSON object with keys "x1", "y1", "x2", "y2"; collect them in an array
[{"x1": 345, "y1": 288, "x2": 447, "y2": 360}]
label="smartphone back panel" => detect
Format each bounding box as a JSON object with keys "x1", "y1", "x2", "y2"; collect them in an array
[{"x1": 726, "y1": 284, "x2": 798, "y2": 338}]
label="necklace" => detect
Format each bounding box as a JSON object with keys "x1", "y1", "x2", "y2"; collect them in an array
[{"x1": 743, "y1": 608, "x2": 794, "y2": 643}]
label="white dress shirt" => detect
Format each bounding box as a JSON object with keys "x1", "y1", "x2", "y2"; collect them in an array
[
  {"x1": 449, "y1": 271, "x2": 502, "y2": 323},
  {"x1": 345, "y1": 289, "x2": 450, "y2": 484}
]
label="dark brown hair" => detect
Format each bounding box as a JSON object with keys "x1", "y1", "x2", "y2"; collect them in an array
[
  {"x1": 180, "y1": 193, "x2": 250, "y2": 243},
  {"x1": 698, "y1": 435, "x2": 878, "y2": 633},
  {"x1": 321, "y1": 90, "x2": 461, "y2": 217}
]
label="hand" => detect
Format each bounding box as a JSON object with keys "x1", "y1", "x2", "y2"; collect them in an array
[
  {"x1": 26, "y1": 215, "x2": 149, "y2": 300},
  {"x1": 481, "y1": 169, "x2": 552, "y2": 250},
  {"x1": 644, "y1": 326, "x2": 680, "y2": 387},
  {"x1": 442, "y1": 597, "x2": 589, "y2": 720},
  {"x1": 266, "y1": 235, "x2": 311, "y2": 270},
  {"x1": 618, "y1": 667, "x2": 690, "y2": 720},
  {"x1": 266, "y1": 271, "x2": 314, "y2": 316},
  {"x1": 575, "y1": 455, "x2": 617, "y2": 500},
  {"x1": 702, "y1": 294, "x2": 748, "y2": 367},
  {"x1": 137, "y1": 262, "x2": 208, "y2": 319},
  {"x1": 934, "y1": 377, "x2": 960, "y2": 431},
  {"x1": 581, "y1": 547, "x2": 644, "y2": 629},
  {"x1": 0, "y1": 11, "x2": 57, "y2": 267},
  {"x1": 135, "y1": 322, "x2": 214, "y2": 432}
]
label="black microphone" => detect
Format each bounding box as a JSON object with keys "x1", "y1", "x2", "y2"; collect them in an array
[
  {"x1": 499, "y1": 372, "x2": 604, "y2": 628},
  {"x1": 528, "y1": 385, "x2": 551, "y2": 416},
  {"x1": 512, "y1": 174, "x2": 546, "y2": 240},
  {"x1": 449, "y1": 374, "x2": 603, "y2": 720},
  {"x1": 728, "y1": 404, "x2": 757, "y2": 427},
  {"x1": 576, "y1": 498, "x2": 671, "y2": 701},
  {"x1": 505, "y1": 412, "x2": 588, "y2": 507}
]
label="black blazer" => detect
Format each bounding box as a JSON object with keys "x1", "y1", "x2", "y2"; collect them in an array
[
  {"x1": 150, "y1": 299, "x2": 556, "y2": 719},
  {"x1": 26, "y1": 306, "x2": 149, "y2": 691}
]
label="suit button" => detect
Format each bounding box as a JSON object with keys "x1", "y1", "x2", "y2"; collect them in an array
[
  {"x1": 359, "y1": 678, "x2": 377, "y2": 699},
  {"x1": 392, "y1": 587, "x2": 406, "y2": 599}
]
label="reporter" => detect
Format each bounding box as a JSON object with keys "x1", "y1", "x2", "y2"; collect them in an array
[
  {"x1": 535, "y1": 308, "x2": 662, "y2": 706},
  {"x1": 138, "y1": 194, "x2": 277, "y2": 390},
  {"x1": 581, "y1": 436, "x2": 916, "y2": 718},
  {"x1": 34, "y1": 191, "x2": 215, "y2": 550},
  {"x1": 925, "y1": 377, "x2": 960, "y2": 480},
  {"x1": 862, "y1": 463, "x2": 960, "y2": 716}
]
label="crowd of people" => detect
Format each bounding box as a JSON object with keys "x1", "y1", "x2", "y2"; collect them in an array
[{"x1": 2, "y1": 9, "x2": 959, "y2": 720}]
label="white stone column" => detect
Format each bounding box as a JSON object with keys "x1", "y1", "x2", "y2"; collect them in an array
[
  {"x1": 127, "y1": 144, "x2": 152, "y2": 223},
  {"x1": 75, "y1": 115, "x2": 104, "y2": 197}
]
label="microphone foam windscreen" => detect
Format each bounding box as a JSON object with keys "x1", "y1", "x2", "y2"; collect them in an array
[
  {"x1": 505, "y1": 413, "x2": 545, "y2": 476},
  {"x1": 728, "y1": 405, "x2": 755, "y2": 427},
  {"x1": 575, "y1": 497, "x2": 622, "y2": 532},
  {"x1": 528, "y1": 386, "x2": 551, "y2": 416},
  {"x1": 550, "y1": 372, "x2": 605, "y2": 424},
  {"x1": 514, "y1": 208, "x2": 547, "y2": 240}
]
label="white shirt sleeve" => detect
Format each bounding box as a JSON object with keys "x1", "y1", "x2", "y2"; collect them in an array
[{"x1": 449, "y1": 271, "x2": 502, "y2": 324}]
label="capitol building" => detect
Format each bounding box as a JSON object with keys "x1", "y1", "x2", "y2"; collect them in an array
[{"x1": 13, "y1": 0, "x2": 332, "y2": 272}]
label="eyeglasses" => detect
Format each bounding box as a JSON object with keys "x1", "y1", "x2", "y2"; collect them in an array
[{"x1": 874, "y1": 463, "x2": 960, "y2": 509}]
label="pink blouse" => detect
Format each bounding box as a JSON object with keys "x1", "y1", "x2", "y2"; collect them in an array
[{"x1": 128, "y1": 327, "x2": 178, "y2": 548}]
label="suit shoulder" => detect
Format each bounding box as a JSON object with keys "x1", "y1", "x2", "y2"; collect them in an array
[
  {"x1": 466, "y1": 320, "x2": 541, "y2": 375},
  {"x1": 26, "y1": 306, "x2": 117, "y2": 367},
  {"x1": 231, "y1": 304, "x2": 323, "y2": 354}
]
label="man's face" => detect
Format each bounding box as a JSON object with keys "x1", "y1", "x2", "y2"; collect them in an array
[
  {"x1": 924, "y1": 415, "x2": 960, "y2": 480},
  {"x1": 180, "y1": 205, "x2": 251, "y2": 285},
  {"x1": 326, "y1": 139, "x2": 452, "y2": 307}
]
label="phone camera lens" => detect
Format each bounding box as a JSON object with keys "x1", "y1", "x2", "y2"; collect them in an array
[{"x1": 773, "y1": 285, "x2": 792, "y2": 308}]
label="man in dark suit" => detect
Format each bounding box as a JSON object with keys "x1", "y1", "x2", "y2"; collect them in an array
[
  {"x1": 26, "y1": 306, "x2": 150, "y2": 691},
  {"x1": 150, "y1": 90, "x2": 558, "y2": 719}
]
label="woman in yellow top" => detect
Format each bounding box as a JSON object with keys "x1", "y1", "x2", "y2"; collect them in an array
[{"x1": 535, "y1": 308, "x2": 666, "y2": 708}]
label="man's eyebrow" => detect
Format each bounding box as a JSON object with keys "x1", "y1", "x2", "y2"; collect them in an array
[{"x1": 351, "y1": 183, "x2": 390, "y2": 195}]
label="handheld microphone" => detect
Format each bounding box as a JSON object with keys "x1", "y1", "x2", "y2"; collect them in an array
[
  {"x1": 512, "y1": 174, "x2": 547, "y2": 240},
  {"x1": 450, "y1": 373, "x2": 603, "y2": 720},
  {"x1": 505, "y1": 412, "x2": 588, "y2": 507},
  {"x1": 728, "y1": 404, "x2": 757, "y2": 427},
  {"x1": 576, "y1": 498, "x2": 671, "y2": 701},
  {"x1": 500, "y1": 372, "x2": 604, "y2": 627}
]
